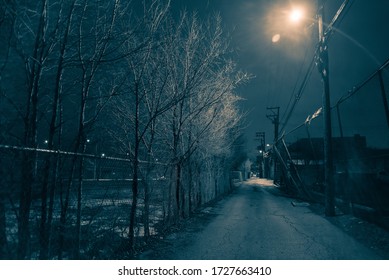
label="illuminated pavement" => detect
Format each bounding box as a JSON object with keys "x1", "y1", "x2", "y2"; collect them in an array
[{"x1": 140, "y1": 178, "x2": 381, "y2": 260}]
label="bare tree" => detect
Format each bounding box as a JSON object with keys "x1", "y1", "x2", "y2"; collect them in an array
[
  {"x1": 55, "y1": 0, "x2": 136, "y2": 259},
  {"x1": 107, "y1": 0, "x2": 177, "y2": 251},
  {"x1": 37, "y1": 0, "x2": 79, "y2": 260},
  {"x1": 3, "y1": 0, "x2": 55, "y2": 259},
  {"x1": 160, "y1": 12, "x2": 250, "y2": 221}
]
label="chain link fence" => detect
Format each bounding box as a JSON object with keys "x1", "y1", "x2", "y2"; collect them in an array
[{"x1": 0, "y1": 145, "x2": 233, "y2": 259}]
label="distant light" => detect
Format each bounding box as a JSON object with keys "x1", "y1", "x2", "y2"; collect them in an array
[
  {"x1": 266, "y1": 144, "x2": 270, "y2": 147},
  {"x1": 86, "y1": 139, "x2": 90, "y2": 143},
  {"x1": 44, "y1": 140, "x2": 48, "y2": 144},
  {"x1": 101, "y1": 153, "x2": 105, "y2": 157},
  {"x1": 272, "y1": 34, "x2": 281, "y2": 43},
  {"x1": 289, "y1": 8, "x2": 304, "y2": 23}
]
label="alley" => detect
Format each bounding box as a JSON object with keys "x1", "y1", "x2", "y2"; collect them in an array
[{"x1": 140, "y1": 178, "x2": 381, "y2": 260}]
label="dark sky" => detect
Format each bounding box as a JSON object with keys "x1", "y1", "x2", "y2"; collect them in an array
[{"x1": 171, "y1": 0, "x2": 389, "y2": 153}]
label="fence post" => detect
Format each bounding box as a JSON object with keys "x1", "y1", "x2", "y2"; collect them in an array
[{"x1": 378, "y1": 70, "x2": 389, "y2": 128}]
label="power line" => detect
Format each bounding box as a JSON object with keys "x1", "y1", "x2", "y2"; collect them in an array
[
  {"x1": 280, "y1": 57, "x2": 389, "y2": 140},
  {"x1": 334, "y1": 57, "x2": 389, "y2": 107},
  {"x1": 280, "y1": 41, "x2": 314, "y2": 126},
  {"x1": 279, "y1": 0, "x2": 355, "y2": 135},
  {"x1": 279, "y1": 53, "x2": 317, "y2": 134}
]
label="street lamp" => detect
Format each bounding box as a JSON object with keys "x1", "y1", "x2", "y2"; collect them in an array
[
  {"x1": 282, "y1": 0, "x2": 335, "y2": 216},
  {"x1": 289, "y1": 8, "x2": 304, "y2": 23}
]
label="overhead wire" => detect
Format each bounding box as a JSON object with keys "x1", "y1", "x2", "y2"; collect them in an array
[
  {"x1": 280, "y1": 39, "x2": 313, "y2": 125},
  {"x1": 279, "y1": 53, "x2": 317, "y2": 134},
  {"x1": 278, "y1": 0, "x2": 355, "y2": 138},
  {"x1": 334, "y1": 57, "x2": 389, "y2": 107},
  {"x1": 281, "y1": 60, "x2": 389, "y2": 143}
]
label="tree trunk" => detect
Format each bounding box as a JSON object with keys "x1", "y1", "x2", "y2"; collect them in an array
[
  {"x1": 129, "y1": 85, "x2": 140, "y2": 251},
  {"x1": 175, "y1": 163, "x2": 181, "y2": 219},
  {"x1": 74, "y1": 155, "x2": 84, "y2": 259},
  {"x1": 39, "y1": 1, "x2": 75, "y2": 259},
  {"x1": 143, "y1": 176, "x2": 151, "y2": 239},
  {"x1": 39, "y1": 154, "x2": 51, "y2": 259},
  {"x1": 18, "y1": 0, "x2": 48, "y2": 259},
  {"x1": 188, "y1": 162, "x2": 193, "y2": 214},
  {"x1": 46, "y1": 152, "x2": 60, "y2": 259},
  {"x1": 129, "y1": 159, "x2": 139, "y2": 250},
  {"x1": 0, "y1": 198, "x2": 7, "y2": 259},
  {"x1": 18, "y1": 151, "x2": 34, "y2": 259},
  {"x1": 57, "y1": 159, "x2": 76, "y2": 260}
]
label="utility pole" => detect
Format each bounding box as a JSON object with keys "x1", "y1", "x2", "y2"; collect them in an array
[
  {"x1": 266, "y1": 107, "x2": 280, "y2": 182},
  {"x1": 255, "y1": 132, "x2": 266, "y2": 177},
  {"x1": 255, "y1": 132, "x2": 266, "y2": 151},
  {"x1": 317, "y1": 0, "x2": 335, "y2": 216}
]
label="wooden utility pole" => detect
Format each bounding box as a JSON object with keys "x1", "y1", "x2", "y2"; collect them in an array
[
  {"x1": 266, "y1": 107, "x2": 280, "y2": 182},
  {"x1": 317, "y1": 0, "x2": 335, "y2": 216},
  {"x1": 255, "y1": 132, "x2": 266, "y2": 151},
  {"x1": 255, "y1": 132, "x2": 266, "y2": 177}
]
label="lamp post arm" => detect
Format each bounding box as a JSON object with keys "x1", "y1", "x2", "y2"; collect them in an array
[{"x1": 325, "y1": 0, "x2": 353, "y2": 38}]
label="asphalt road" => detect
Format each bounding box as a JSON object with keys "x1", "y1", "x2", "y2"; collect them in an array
[{"x1": 140, "y1": 178, "x2": 381, "y2": 260}]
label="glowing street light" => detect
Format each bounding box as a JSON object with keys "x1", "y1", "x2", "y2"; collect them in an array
[
  {"x1": 289, "y1": 8, "x2": 304, "y2": 23},
  {"x1": 271, "y1": 7, "x2": 306, "y2": 44}
]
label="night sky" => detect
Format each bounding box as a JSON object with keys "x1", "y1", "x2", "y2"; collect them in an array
[{"x1": 172, "y1": 0, "x2": 389, "y2": 154}]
